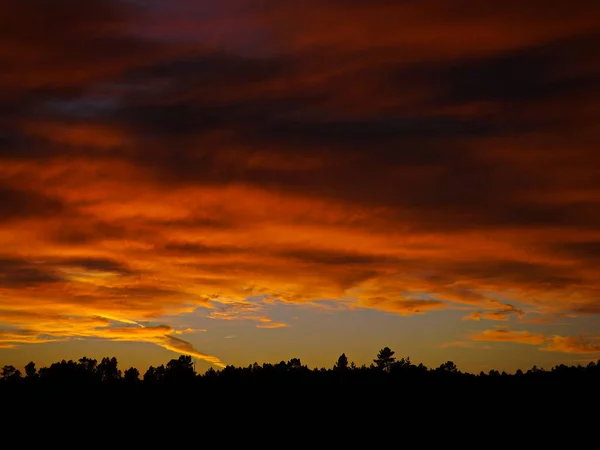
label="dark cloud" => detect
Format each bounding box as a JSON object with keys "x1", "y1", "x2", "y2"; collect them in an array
[
  {"x1": 0, "y1": 257, "x2": 63, "y2": 287},
  {"x1": 426, "y1": 33, "x2": 600, "y2": 106},
  {"x1": 1, "y1": 0, "x2": 595, "y2": 235},
  {"x1": 572, "y1": 303, "x2": 600, "y2": 315},
  {"x1": 0, "y1": 183, "x2": 65, "y2": 221},
  {"x1": 123, "y1": 52, "x2": 292, "y2": 95},
  {"x1": 0, "y1": 0, "x2": 153, "y2": 91},
  {"x1": 464, "y1": 304, "x2": 524, "y2": 321},
  {"x1": 108, "y1": 51, "x2": 313, "y2": 139},
  {"x1": 162, "y1": 241, "x2": 242, "y2": 256},
  {"x1": 0, "y1": 255, "x2": 136, "y2": 288},
  {"x1": 252, "y1": 116, "x2": 509, "y2": 149},
  {"x1": 277, "y1": 248, "x2": 399, "y2": 266},
  {"x1": 49, "y1": 221, "x2": 130, "y2": 245},
  {"x1": 551, "y1": 242, "x2": 600, "y2": 261},
  {"x1": 73, "y1": 45, "x2": 597, "y2": 234},
  {"x1": 361, "y1": 297, "x2": 447, "y2": 315},
  {"x1": 96, "y1": 285, "x2": 191, "y2": 300},
  {"x1": 59, "y1": 257, "x2": 132, "y2": 275},
  {"x1": 0, "y1": 0, "x2": 174, "y2": 162},
  {"x1": 445, "y1": 260, "x2": 580, "y2": 290}
]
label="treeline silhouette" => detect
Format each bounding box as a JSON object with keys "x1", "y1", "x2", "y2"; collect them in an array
[{"x1": 2, "y1": 347, "x2": 600, "y2": 388}]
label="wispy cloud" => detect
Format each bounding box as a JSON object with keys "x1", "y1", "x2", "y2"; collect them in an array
[
  {"x1": 470, "y1": 329, "x2": 546, "y2": 345},
  {"x1": 542, "y1": 336, "x2": 600, "y2": 354},
  {"x1": 162, "y1": 335, "x2": 225, "y2": 368},
  {"x1": 463, "y1": 304, "x2": 524, "y2": 322},
  {"x1": 0, "y1": 311, "x2": 224, "y2": 367},
  {"x1": 207, "y1": 301, "x2": 290, "y2": 329},
  {"x1": 255, "y1": 319, "x2": 290, "y2": 329},
  {"x1": 466, "y1": 329, "x2": 600, "y2": 354}
]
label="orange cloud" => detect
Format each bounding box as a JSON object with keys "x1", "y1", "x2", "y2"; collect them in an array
[
  {"x1": 206, "y1": 304, "x2": 290, "y2": 329},
  {"x1": 161, "y1": 335, "x2": 226, "y2": 368},
  {"x1": 21, "y1": 121, "x2": 132, "y2": 150},
  {"x1": 542, "y1": 336, "x2": 600, "y2": 354},
  {"x1": 256, "y1": 323, "x2": 290, "y2": 329},
  {"x1": 468, "y1": 329, "x2": 600, "y2": 355},
  {"x1": 0, "y1": 310, "x2": 224, "y2": 367},
  {"x1": 255, "y1": 318, "x2": 290, "y2": 329},
  {"x1": 463, "y1": 305, "x2": 524, "y2": 322},
  {"x1": 358, "y1": 297, "x2": 448, "y2": 316},
  {"x1": 0, "y1": 329, "x2": 62, "y2": 345},
  {"x1": 470, "y1": 330, "x2": 546, "y2": 346},
  {"x1": 181, "y1": 328, "x2": 207, "y2": 334}
]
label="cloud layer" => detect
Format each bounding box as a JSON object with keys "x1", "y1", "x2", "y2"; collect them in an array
[
  {"x1": 1, "y1": 0, "x2": 600, "y2": 364},
  {"x1": 468, "y1": 329, "x2": 600, "y2": 355}
]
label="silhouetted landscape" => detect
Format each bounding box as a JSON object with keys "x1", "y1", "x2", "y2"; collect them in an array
[
  {"x1": 3, "y1": 348, "x2": 599, "y2": 430},
  {"x1": 3, "y1": 347, "x2": 600, "y2": 390}
]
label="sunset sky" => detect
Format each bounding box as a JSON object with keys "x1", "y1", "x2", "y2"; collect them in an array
[{"x1": 1, "y1": 0, "x2": 600, "y2": 374}]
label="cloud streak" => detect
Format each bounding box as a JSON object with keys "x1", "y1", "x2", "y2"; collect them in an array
[
  {"x1": 0, "y1": 310, "x2": 224, "y2": 367},
  {"x1": 463, "y1": 305, "x2": 524, "y2": 322},
  {"x1": 470, "y1": 330, "x2": 546, "y2": 346},
  {"x1": 542, "y1": 336, "x2": 600, "y2": 354},
  {"x1": 467, "y1": 329, "x2": 600, "y2": 354}
]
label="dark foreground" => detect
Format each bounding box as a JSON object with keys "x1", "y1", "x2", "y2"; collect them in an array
[
  {"x1": 2, "y1": 350, "x2": 599, "y2": 433},
  {"x1": 1, "y1": 379, "x2": 597, "y2": 442}
]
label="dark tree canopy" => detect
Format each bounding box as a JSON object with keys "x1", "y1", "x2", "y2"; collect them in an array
[
  {"x1": 1, "y1": 365, "x2": 21, "y2": 381},
  {"x1": 24, "y1": 361, "x2": 37, "y2": 380},
  {"x1": 335, "y1": 353, "x2": 349, "y2": 371},
  {"x1": 124, "y1": 367, "x2": 140, "y2": 383},
  {"x1": 374, "y1": 347, "x2": 396, "y2": 372},
  {"x1": 1, "y1": 347, "x2": 599, "y2": 393}
]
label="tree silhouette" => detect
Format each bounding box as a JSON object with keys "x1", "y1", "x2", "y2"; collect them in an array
[
  {"x1": 437, "y1": 361, "x2": 459, "y2": 375},
  {"x1": 1, "y1": 365, "x2": 21, "y2": 381},
  {"x1": 165, "y1": 355, "x2": 194, "y2": 382},
  {"x1": 334, "y1": 353, "x2": 349, "y2": 371},
  {"x1": 124, "y1": 367, "x2": 140, "y2": 383},
  {"x1": 98, "y1": 357, "x2": 121, "y2": 382},
  {"x1": 78, "y1": 357, "x2": 98, "y2": 382},
  {"x1": 374, "y1": 347, "x2": 396, "y2": 372},
  {"x1": 143, "y1": 365, "x2": 160, "y2": 383},
  {"x1": 78, "y1": 357, "x2": 97, "y2": 373},
  {"x1": 24, "y1": 361, "x2": 37, "y2": 380},
  {"x1": 287, "y1": 358, "x2": 303, "y2": 371}
]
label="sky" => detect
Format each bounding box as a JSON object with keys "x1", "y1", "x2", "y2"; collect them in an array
[{"x1": 1, "y1": 0, "x2": 600, "y2": 374}]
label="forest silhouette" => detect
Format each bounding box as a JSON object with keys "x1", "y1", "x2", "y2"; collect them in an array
[
  {"x1": 4, "y1": 347, "x2": 595, "y2": 435},
  {"x1": 3, "y1": 346, "x2": 599, "y2": 389},
  {"x1": 3, "y1": 347, "x2": 599, "y2": 428}
]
